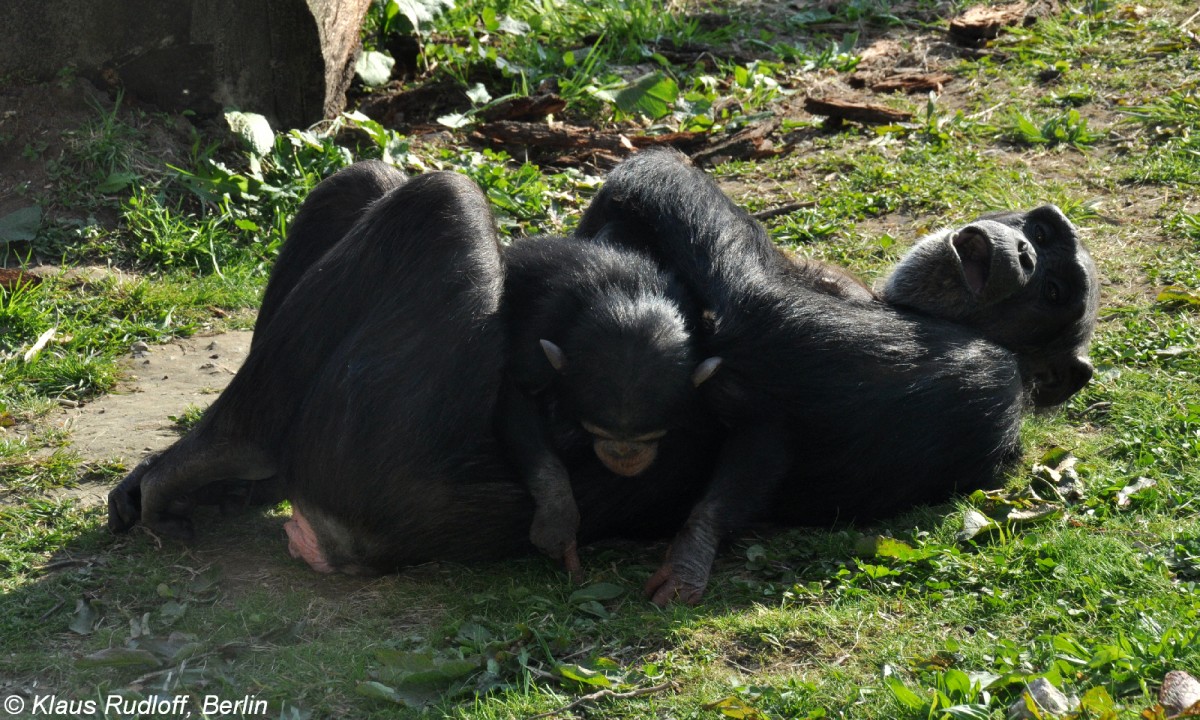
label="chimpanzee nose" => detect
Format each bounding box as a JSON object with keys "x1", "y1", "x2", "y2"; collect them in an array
[{"x1": 1018, "y1": 238, "x2": 1035, "y2": 273}]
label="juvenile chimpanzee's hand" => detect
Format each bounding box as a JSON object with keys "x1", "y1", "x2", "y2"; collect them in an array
[
  {"x1": 530, "y1": 497, "x2": 583, "y2": 583},
  {"x1": 644, "y1": 524, "x2": 719, "y2": 606}
]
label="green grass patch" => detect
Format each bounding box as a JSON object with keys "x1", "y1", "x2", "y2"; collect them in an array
[{"x1": 3, "y1": 0, "x2": 1200, "y2": 717}]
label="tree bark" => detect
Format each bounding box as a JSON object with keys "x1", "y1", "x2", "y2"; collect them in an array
[{"x1": 0, "y1": 0, "x2": 371, "y2": 129}]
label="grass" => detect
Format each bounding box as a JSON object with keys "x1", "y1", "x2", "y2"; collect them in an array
[{"x1": 2, "y1": 0, "x2": 1200, "y2": 717}]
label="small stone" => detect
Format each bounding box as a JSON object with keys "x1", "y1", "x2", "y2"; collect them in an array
[
  {"x1": 1160, "y1": 671, "x2": 1200, "y2": 716},
  {"x1": 131, "y1": 341, "x2": 151, "y2": 358},
  {"x1": 1008, "y1": 678, "x2": 1076, "y2": 719}
]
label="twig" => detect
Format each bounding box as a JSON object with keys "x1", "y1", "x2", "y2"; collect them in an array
[
  {"x1": 38, "y1": 558, "x2": 92, "y2": 573},
  {"x1": 525, "y1": 681, "x2": 677, "y2": 720},
  {"x1": 1181, "y1": 7, "x2": 1200, "y2": 29},
  {"x1": 38, "y1": 598, "x2": 67, "y2": 622},
  {"x1": 751, "y1": 201, "x2": 818, "y2": 221}
]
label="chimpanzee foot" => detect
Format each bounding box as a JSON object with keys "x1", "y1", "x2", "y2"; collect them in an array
[
  {"x1": 107, "y1": 454, "x2": 157, "y2": 533},
  {"x1": 108, "y1": 455, "x2": 195, "y2": 541},
  {"x1": 285, "y1": 508, "x2": 334, "y2": 574}
]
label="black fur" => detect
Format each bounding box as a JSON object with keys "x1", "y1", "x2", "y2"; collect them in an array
[{"x1": 574, "y1": 148, "x2": 1098, "y2": 604}]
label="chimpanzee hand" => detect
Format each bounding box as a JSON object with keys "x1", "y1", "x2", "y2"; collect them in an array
[
  {"x1": 530, "y1": 496, "x2": 583, "y2": 583},
  {"x1": 644, "y1": 523, "x2": 719, "y2": 606}
]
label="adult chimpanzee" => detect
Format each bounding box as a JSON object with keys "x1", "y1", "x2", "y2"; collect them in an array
[
  {"x1": 499, "y1": 236, "x2": 722, "y2": 577},
  {"x1": 110, "y1": 165, "x2": 525, "y2": 569},
  {"x1": 573, "y1": 148, "x2": 1100, "y2": 604},
  {"x1": 108, "y1": 161, "x2": 720, "y2": 573},
  {"x1": 108, "y1": 153, "x2": 1098, "y2": 594}
]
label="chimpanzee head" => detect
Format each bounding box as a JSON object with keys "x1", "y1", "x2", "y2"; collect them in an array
[
  {"x1": 880, "y1": 205, "x2": 1100, "y2": 408},
  {"x1": 540, "y1": 292, "x2": 720, "y2": 476}
]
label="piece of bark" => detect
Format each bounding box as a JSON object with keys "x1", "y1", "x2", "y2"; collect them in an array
[
  {"x1": 0, "y1": 268, "x2": 41, "y2": 290},
  {"x1": 804, "y1": 97, "x2": 912, "y2": 124},
  {"x1": 870, "y1": 72, "x2": 955, "y2": 94},
  {"x1": 472, "y1": 121, "x2": 706, "y2": 153},
  {"x1": 480, "y1": 94, "x2": 568, "y2": 122},
  {"x1": 948, "y1": 0, "x2": 1057, "y2": 46},
  {"x1": 691, "y1": 119, "x2": 783, "y2": 166}
]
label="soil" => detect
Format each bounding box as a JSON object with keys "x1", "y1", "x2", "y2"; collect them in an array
[
  {"x1": 52, "y1": 331, "x2": 252, "y2": 464},
  {"x1": 25, "y1": 332, "x2": 252, "y2": 508}
]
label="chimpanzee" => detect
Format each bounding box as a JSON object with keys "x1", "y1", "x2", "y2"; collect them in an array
[
  {"x1": 110, "y1": 167, "x2": 526, "y2": 570},
  {"x1": 498, "y1": 235, "x2": 721, "y2": 576},
  {"x1": 107, "y1": 153, "x2": 1098, "y2": 593},
  {"x1": 108, "y1": 162, "x2": 720, "y2": 574},
  {"x1": 573, "y1": 148, "x2": 1100, "y2": 604}
]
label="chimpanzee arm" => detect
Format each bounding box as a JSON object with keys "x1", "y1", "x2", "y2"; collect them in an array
[
  {"x1": 645, "y1": 423, "x2": 792, "y2": 605},
  {"x1": 575, "y1": 148, "x2": 779, "y2": 306},
  {"x1": 496, "y1": 380, "x2": 582, "y2": 579}
]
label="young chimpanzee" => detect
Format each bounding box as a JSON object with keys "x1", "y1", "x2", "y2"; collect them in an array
[
  {"x1": 498, "y1": 235, "x2": 721, "y2": 576},
  {"x1": 108, "y1": 161, "x2": 722, "y2": 576},
  {"x1": 574, "y1": 148, "x2": 1100, "y2": 605}
]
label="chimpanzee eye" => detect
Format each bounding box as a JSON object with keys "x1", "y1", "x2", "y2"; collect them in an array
[
  {"x1": 1044, "y1": 279, "x2": 1063, "y2": 304},
  {"x1": 1030, "y1": 222, "x2": 1048, "y2": 244},
  {"x1": 581, "y1": 421, "x2": 613, "y2": 439}
]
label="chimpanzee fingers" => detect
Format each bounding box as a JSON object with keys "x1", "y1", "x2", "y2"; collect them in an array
[
  {"x1": 644, "y1": 562, "x2": 675, "y2": 606},
  {"x1": 562, "y1": 541, "x2": 584, "y2": 584},
  {"x1": 645, "y1": 562, "x2": 705, "y2": 607},
  {"x1": 529, "y1": 505, "x2": 580, "y2": 559}
]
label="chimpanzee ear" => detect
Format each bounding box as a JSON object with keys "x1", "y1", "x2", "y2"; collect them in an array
[
  {"x1": 539, "y1": 339, "x2": 567, "y2": 372},
  {"x1": 692, "y1": 356, "x2": 723, "y2": 387},
  {"x1": 1026, "y1": 354, "x2": 1093, "y2": 408}
]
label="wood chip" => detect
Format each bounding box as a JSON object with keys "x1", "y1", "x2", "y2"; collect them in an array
[{"x1": 803, "y1": 97, "x2": 913, "y2": 125}]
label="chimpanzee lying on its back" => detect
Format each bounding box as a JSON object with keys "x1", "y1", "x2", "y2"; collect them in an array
[{"x1": 575, "y1": 149, "x2": 1099, "y2": 604}]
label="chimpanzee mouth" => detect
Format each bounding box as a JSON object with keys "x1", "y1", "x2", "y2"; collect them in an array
[{"x1": 951, "y1": 228, "x2": 991, "y2": 296}]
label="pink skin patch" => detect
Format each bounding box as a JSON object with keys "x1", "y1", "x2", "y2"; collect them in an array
[{"x1": 285, "y1": 507, "x2": 335, "y2": 574}]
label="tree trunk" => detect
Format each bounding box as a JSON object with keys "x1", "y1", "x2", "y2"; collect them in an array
[{"x1": 0, "y1": 0, "x2": 371, "y2": 129}]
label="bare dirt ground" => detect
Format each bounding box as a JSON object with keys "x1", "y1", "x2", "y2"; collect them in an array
[{"x1": 42, "y1": 331, "x2": 251, "y2": 504}]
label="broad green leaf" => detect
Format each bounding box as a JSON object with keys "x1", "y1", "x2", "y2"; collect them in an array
[
  {"x1": 356, "y1": 681, "x2": 409, "y2": 705},
  {"x1": 497, "y1": 16, "x2": 530, "y2": 35},
  {"x1": 558, "y1": 663, "x2": 613, "y2": 688},
  {"x1": 390, "y1": 0, "x2": 454, "y2": 32},
  {"x1": 1157, "y1": 286, "x2": 1200, "y2": 306},
  {"x1": 355, "y1": 51, "x2": 396, "y2": 87},
  {"x1": 939, "y1": 704, "x2": 992, "y2": 719},
  {"x1": 957, "y1": 509, "x2": 998, "y2": 542},
  {"x1": 855, "y1": 535, "x2": 934, "y2": 562},
  {"x1": 374, "y1": 650, "x2": 480, "y2": 688},
  {"x1": 0, "y1": 206, "x2": 42, "y2": 243},
  {"x1": 98, "y1": 171, "x2": 137, "y2": 194},
  {"x1": 69, "y1": 598, "x2": 99, "y2": 635},
  {"x1": 885, "y1": 676, "x2": 928, "y2": 711},
  {"x1": 224, "y1": 111, "x2": 274, "y2": 156},
  {"x1": 569, "y1": 582, "x2": 625, "y2": 603},
  {"x1": 791, "y1": 9, "x2": 835, "y2": 24},
  {"x1": 576, "y1": 600, "x2": 611, "y2": 619},
  {"x1": 615, "y1": 73, "x2": 679, "y2": 119},
  {"x1": 703, "y1": 695, "x2": 770, "y2": 719}
]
